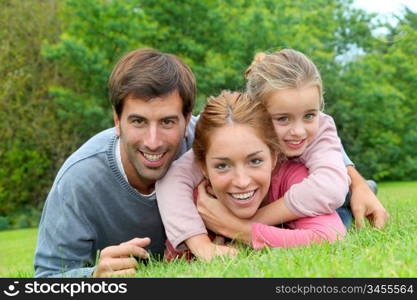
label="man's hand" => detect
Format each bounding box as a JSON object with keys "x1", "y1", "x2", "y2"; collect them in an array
[
  {"x1": 93, "y1": 237, "x2": 150, "y2": 277},
  {"x1": 350, "y1": 184, "x2": 389, "y2": 229},
  {"x1": 196, "y1": 181, "x2": 252, "y2": 244},
  {"x1": 347, "y1": 166, "x2": 389, "y2": 229}
]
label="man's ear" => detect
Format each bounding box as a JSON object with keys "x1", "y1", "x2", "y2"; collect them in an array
[
  {"x1": 184, "y1": 113, "x2": 192, "y2": 137},
  {"x1": 113, "y1": 110, "x2": 121, "y2": 137}
]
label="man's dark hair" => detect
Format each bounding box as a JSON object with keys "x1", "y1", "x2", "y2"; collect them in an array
[{"x1": 109, "y1": 48, "x2": 196, "y2": 117}]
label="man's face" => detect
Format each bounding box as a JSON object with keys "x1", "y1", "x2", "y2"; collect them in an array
[{"x1": 114, "y1": 91, "x2": 190, "y2": 193}]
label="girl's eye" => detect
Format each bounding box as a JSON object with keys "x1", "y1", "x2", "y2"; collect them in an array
[
  {"x1": 276, "y1": 116, "x2": 289, "y2": 123},
  {"x1": 305, "y1": 113, "x2": 316, "y2": 120}
]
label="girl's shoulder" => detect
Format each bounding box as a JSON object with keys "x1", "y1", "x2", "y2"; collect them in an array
[{"x1": 318, "y1": 112, "x2": 336, "y2": 129}]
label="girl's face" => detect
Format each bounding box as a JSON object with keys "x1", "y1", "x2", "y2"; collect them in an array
[
  {"x1": 202, "y1": 124, "x2": 276, "y2": 219},
  {"x1": 264, "y1": 85, "x2": 321, "y2": 158}
]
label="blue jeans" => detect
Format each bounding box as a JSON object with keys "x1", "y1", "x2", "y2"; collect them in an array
[{"x1": 336, "y1": 180, "x2": 378, "y2": 228}]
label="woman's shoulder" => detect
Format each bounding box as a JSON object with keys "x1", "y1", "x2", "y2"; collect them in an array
[{"x1": 269, "y1": 161, "x2": 308, "y2": 201}]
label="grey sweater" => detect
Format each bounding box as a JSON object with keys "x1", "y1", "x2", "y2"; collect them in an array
[{"x1": 34, "y1": 118, "x2": 196, "y2": 277}]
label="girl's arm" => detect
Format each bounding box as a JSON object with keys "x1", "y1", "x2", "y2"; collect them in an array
[
  {"x1": 251, "y1": 113, "x2": 349, "y2": 225},
  {"x1": 156, "y1": 150, "x2": 208, "y2": 250}
]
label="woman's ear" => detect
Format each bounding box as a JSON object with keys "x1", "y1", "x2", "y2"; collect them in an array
[
  {"x1": 198, "y1": 161, "x2": 208, "y2": 179},
  {"x1": 271, "y1": 151, "x2": 279, "y2": 170}
]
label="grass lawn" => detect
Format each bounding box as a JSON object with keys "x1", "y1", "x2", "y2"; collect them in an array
[
  {"x1": 0, "y1": 227, "x2": 38, "y2": 277},
  {"x1": 1, "y1": 181, "x2": 416, "y2": 278}
]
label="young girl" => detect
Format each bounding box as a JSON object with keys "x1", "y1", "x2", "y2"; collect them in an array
[
  {"x1": 157, "y1": 49, "x2": 350, "y2": 260},
  {"x1": 164, "y1": 91, "x2": 345, "y2": 260}
]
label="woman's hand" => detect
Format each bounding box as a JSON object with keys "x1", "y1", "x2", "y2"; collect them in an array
[
  {"x1": 196, "y1": 181, "x2": 252, "y2": 244},
  {"x1": 186, "y1": 233, "x2": 238, "y2": 261}
]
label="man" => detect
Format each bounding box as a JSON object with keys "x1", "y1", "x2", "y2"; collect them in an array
[{"x1": 34, "y1": 48, "x2": 198, "y2": 277}]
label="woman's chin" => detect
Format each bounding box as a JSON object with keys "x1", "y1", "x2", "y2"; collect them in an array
[{"x1": 233, "y1": 208, "x2": 258, "y2": 219}]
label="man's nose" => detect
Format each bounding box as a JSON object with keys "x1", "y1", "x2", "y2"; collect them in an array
[{"x1": 143, "y1": 125, "x2": 164, "y2": 151}]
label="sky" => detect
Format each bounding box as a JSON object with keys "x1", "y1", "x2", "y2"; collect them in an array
[{"x1": 353, "y1": 0, "x2": 417, "y2": 20}]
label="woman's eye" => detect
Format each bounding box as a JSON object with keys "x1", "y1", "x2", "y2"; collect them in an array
[
  {"x1": 250, "y1": 158, "x2": 263, "y2": 165},
  {"x1": 215, "y1": 163, "x2": 228, "y2": 170}
]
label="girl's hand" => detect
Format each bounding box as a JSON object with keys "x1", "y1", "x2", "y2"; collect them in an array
[{"x1": 196, "y1": 181, "x2": 252, "y2": 244}]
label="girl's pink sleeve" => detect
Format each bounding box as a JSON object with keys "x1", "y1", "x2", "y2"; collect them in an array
[
  {"x1": 284, "y1": 113, "x2": 350, "y2": 217},
  {"x1": 156, "y1": 150, "x2": 206, "y2": 250},
  {"x1": 251, "y1": 213, "x2": 346, "y2": 249},
  {"x1": 252, "y1": 161, "x2": 346, "y2": 249}
]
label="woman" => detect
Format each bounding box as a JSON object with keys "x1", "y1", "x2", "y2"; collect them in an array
[{"x1": 164, "y1": 91, "x2": 346, "y2": 260}]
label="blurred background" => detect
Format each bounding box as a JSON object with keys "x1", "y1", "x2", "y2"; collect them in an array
[{"x1": 0, "y1": 0, "x2": 416, "y2": 230}]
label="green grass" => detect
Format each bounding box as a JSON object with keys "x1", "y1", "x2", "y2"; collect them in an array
[
  {"x1": 1, "y1": 181, "x2": 417, "y2": 278},
  {"x1": 0, "y1": 227, "x2": 38, "y2": 277}
]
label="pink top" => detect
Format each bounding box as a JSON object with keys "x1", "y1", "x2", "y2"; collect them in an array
[
  {"x1": 164, "y1": 161, "x2": 346, "y2": 259},
  {"x1": 156, "y1": 112, "x2": 349, "y2": 249},
  {"x1": 252, "y1": 161, "x2": 346, "y2": 249}
]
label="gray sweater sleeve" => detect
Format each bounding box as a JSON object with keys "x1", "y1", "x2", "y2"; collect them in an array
[
  {"x1": 34, "y1": 177, "x2": 97, "y2": 278},
  {"x1": 341, "y1": 144, "x2": 354, "y2": 166}
]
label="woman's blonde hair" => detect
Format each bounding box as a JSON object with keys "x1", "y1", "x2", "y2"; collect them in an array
[
  {"x1": 193, "y1": 90, "x2": 283, "y2": 167},
  {"x1": 245, "y1": 49, "x2": 324, "y2": 109}
]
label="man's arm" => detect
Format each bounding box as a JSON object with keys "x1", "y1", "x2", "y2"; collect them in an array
[{"x1": 34, "y1": 179, "x2": 149, "y2": 278}]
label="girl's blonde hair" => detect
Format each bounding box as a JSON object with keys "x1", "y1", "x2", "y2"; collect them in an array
[
  {"x1": 193, "y1": 91, "x2": 283, "y2": 167},
  {"x1": 245, "y1": 49, "x2": 324, "y2": 109}
]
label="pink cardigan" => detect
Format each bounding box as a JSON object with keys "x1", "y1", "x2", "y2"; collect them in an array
[
  {"x1": 164, "y1": 161, "x2": 346, "y2": 259},
  {"x1": 156, "y1": 112, "x2": 349, "y2": 249}
]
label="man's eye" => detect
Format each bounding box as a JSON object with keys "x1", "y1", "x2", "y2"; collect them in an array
[
  {"x1": 163, "y1": 119, "x2": 173, "y2": 124},
  {"x1": 133, "y1": 119, "x2": 145, "y2": 125},
  {"x1": 162, "y1": 119, "x2": 175, "y2": 127}
]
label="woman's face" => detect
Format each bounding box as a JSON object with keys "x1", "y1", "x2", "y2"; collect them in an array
[
  {"x1": 264, "y1": 85, "x2": 321, "y2": 158},
  {"x1": 202, "y1": 124, "x2": 275, "y2": 219}
]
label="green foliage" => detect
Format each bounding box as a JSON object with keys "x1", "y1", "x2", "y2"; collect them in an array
[
  {"x1": 0, "y1": 0, "x2": 63, "y2": 217},
  {"x1": 327, "y1": 9, "x2": 417, "y2": 179},
  {"x1": 1, "y1": 0, "x2": 417, "y2": 221}
]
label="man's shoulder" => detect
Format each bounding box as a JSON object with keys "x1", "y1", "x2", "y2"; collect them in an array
[{"x1": 55, "y1": 128, "x2": 116, "y2": 183}]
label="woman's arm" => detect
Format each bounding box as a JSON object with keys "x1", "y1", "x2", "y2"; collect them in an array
[{"x1": 251, "y1": 213, "x2": 346, "y2": 249}]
